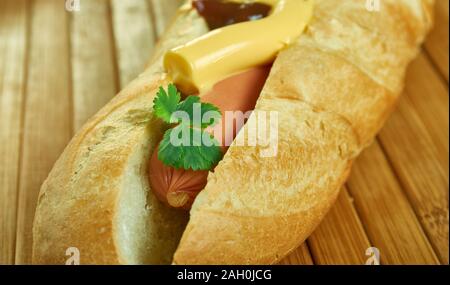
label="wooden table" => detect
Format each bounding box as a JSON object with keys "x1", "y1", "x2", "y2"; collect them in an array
[{"x1": 0, "y1": 0, "x2": 448, "y2": 265}]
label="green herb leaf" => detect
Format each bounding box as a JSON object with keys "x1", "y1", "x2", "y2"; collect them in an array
[
  {"x1": 153, "y1": 84, "x2": 223, "y2": 171},
  {"x1": 153, "y1": 84, "x2": 181, "y2": 123},
  {"x1": 176, "y1": 95, "x2": 221, "y2": 129},
  {"x1": 158, "y1": 125, "x2": 222, "y2": 171}
]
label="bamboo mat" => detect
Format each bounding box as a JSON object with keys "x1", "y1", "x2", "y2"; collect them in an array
[{"x1": 0, "y1": 0, "x2": 448, "y2": 265}]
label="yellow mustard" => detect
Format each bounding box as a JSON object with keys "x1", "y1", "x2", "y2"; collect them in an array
[{"x1": 164, "y1": 0, "x2": 314, "y2": 94}]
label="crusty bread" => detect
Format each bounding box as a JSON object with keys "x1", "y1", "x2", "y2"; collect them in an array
[{"x1": 33, "y1": 0, "x2": 434, "y2": 264}]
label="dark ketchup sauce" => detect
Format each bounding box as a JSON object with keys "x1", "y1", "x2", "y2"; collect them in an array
[{"x1": 192, "y1": 0, "x2": 272, "y2": 30}]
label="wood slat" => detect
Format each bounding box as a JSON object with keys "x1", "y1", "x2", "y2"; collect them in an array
[
  {"x1": 347, "y1": 142, "x2": 440, "y2": 264},
  {"x1": 149, "y1": 0, "x2": 185, "y2": 38},
  {"x1": 425, "y1": 0, "x2": 449, "y2": 81},
  {"x1": 278, "y1": 245, "x2": 314, "y2": 265},
  {"x1": 376, "y1": 47, "x2": 449, "y2": 265},
  {"x1": 307, "y1": 188, "x2": 371, "y2": 265},
  {"x1": 71, "y1": 0, "x2": 118, "y2": 131},
  {"x1": 0, "y1": 0, "x2": 28, "y2": 265},
  {"x1": 110, "y1": 0, "x2": 156, "y2": 88},
  {"x1": 378, "y1": 94, "x2": 449, "y2": 264},
  {"x1": 404, "y1": 54, "x2": 449, "y2": 172},
  {"x1": 14, "y1": 0, "x2": 72, "y2": 264}
]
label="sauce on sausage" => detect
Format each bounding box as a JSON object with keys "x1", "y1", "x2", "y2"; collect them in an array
[{"x1": 192, "y1": 0, "x2": 272, "y2": 30}]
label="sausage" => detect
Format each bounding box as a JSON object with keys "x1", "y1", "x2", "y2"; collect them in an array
[{"x1": 149, "y1": 66, "x2": 271, "y2": 209}]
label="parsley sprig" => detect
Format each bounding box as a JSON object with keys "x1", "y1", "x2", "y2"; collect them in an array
[{"x1": 153, "y1": 84, "x2": 223, "y2": 171}]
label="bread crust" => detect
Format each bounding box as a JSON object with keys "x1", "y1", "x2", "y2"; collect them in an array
[{"x1": 33, "y1": 0, "x2": 434, "y2": 264}]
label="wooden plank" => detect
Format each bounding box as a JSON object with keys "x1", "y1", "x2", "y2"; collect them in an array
[
  {"x1": 14, "y1": 0, "x2": 72, "y2": 264},
  {"x1": 347, "y1": 142, "x2": 440, "y2": 264},
  {"x1": 307, "y1": 188, "x2": 371, "y2": 265},
  {"x1": 377, "y1": 51, "x2": 449, "y2": 264},
  {"x1": 378, "y1": 94, "x2": 449, "y2": 264},
  {"x1": 149, "y1": 0, "x2": 184, "y2": 38},
  {"x1": 0, "y1": 0, "x2": 28, "y2": 265},
  {"x1": 110, "y1": 0, "x2": 156, "y2": 88},
  {"x1": 71, "y1": 0, "x2": 118, "y2": 131},
  {"x1": 425, "y1": 0, "x2": 449, "y2": 81},
  {"x1": 404, "y1": 54, "x2": 449, "y2": 170},
  {"x1": 278, "y1": 244, "x2": 314, "y2": 265}
]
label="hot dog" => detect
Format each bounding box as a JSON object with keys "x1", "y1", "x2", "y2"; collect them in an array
[
  {"x1": 149, "y1": 0, "x2": 312, "y2": 210},
  {"x1": 32, "y1": 0, "x2": 434, "y2": 265}
]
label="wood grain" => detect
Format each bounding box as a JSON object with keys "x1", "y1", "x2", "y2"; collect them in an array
[
  {"x1": 425, "y1": 0, "x2": 449, "y2": 81},
  {"x1": 347, "y1": 142, "x2": 440, "y2": 264},
  {"x1": 110, "y1": 0, "x2": 156, "y2": 88},
  {"x1": 307, "y1": 188, "x2": 371, "y2": 265},
  {"x1": 149, "y1": 0, "x2": 185, "y2": 38},
  {"x1": 0, "y1": 0, "x2": 28, "y2": 265},
  {"x1": 278, "y1": 245, "x2": 314, "y2": 265},
  {"x1": 71, "y1": 0, "x2": 118, "y2": 131},
  {"x1": 403, "y1": 54, "x2": 449, "y2": 172},
  {"x1": 14, "y1": 0, "x2": 72, "y2": 264},
  {"x1": 378, "y1": 94, "x2": 449, "y2": 263},
  {"x1": 377, "y1": 50, "x2": 449, "y2": 264}
]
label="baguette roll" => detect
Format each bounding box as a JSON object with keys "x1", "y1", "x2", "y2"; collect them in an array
[{"x1": 33, "y1": 0, "x2": 434, "y2": 264}]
